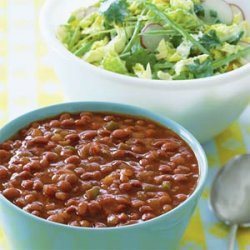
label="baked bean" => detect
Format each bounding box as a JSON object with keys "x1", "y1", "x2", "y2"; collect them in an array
[
  {"x1": 111, "y1": 129, "x2": 130, "y2": 139},
  {"x1": 47, "y1": 141, "x2": 56, "y2": 149},
  {"x1": 3, "y1": 188, "x2": 21, "y2": 200},
  {"x1": 142, "y1": 213, "x2": 155, "y2": 221},
  {"x1": 27, "y1": 137, "x2": 48, "y2": 147},
  {"x1": 174, "y1": 165, "x2": 190, "y2": 174},
  {"x1": 44, "y1": 152, "x2": 59, "y2": 162},
  {"x1": 79, "y1": 112, "x2": 91, "y2": 119},
  {"x1": 88, "y1": 201, "x2": 101, "y2": 216},
  {"x1": 99, "y1": 137, "x2": 111, "y2": 145},
  {"x1": 152, "y1": 140, "x2": 165, "y2": 148},
  {"x1": 80, "y1": 112, "x2": 92, "y2": 118},
  {"x1": 48, "y1": 214, "x2": 65, "y2": 224},
  {"x1": 57, "y1": 181, "x2": 72, "y2": 192},
  {"x1": 66, "y1": 205, "x2": 77, "y2": 214},
  {"x1": 33, "y1": 180, "x2": 43, "y2": 191},
  {"x1": 61, "y1": 119, "x2": 75, "y2": 128},
  {"x1": 159, "y1": 194, "x2": 172, "y2": 204},
  {"x1": 65, "y1": 134, "x2": 79, "y2": 144},
  {"x1": 94, "y1": 222, "x2": 106, "y2": 228},
  {"x1": 55, "y1": 192, "x2": 68, "y2": 201},
  {"x1": 159, "y1": 165, "x2": 172, "y2": 173},
  {"x1": 0, "y1": 141, "x2": 12, "y2": 150},
  {"x1": 118, "y1": 213, "x2": 128, "y2": 223},
  {"x1": 75, "y1": 119, "x2": 87, "y2": 127},
  {"x1": 130, "y1": 180, "x2": 142, "y2": 188},
  {"x1": 139, "y1": 159, "x2": 149, "y2": 166},
  {"x1": 170, "y1": 154, "x2": 185, "y2": 165},
  {"x1": 129, "y1": 213, "x2": 140, "y2": 220},
  {"x1": 14, "y1": 139, "x2": 23, "y2": 147},
  {"x1": 161, "y1": 141, "x2": 179, "y2": 152},
  {"x1": 65, "y1": 174, "x2": 78, "y2": 185},
  {"x1": 31, "y1": 129, "x2": 43, "y2": 137},
  {"x1": 77, "y1": 202, "x2": 88, "y2": 216},
  {"x1": 163, "y1": 204, "x2": 173, "y2": 212},
  {"x1": 51, "y1": 134, "x2": 63, "y2": 142},
  {"x1": 145, "y1": 129, "x2": 156, "y2": 137},
  {"x1": 65, "y1": 199, "x2": 78, "y2": 207},
  {"x1": 173, "y1": 174, "x2": 188, "y2": 182},
  {"x1": 43, "y1": 184, "x2": 57, "y2": 197},
  {"x1": 89, "y1": 143, "x2": 101, "y2": 156},
  {"x1": 107, "y1": 214, "x2": 119, "y2": 226},
  {"x1": 61, "y1": 149, "x2": 75, "y2": 158},
  {"x1": 24, "y1": 194, "x2": 37, "y2": 203},
  {"x1": 0, "y1": 166, "x2": 9, "y2": 179},
  {"x1": 69, "y1": 221, "x2": 80, "y2": 227},
  {"x1": 0, "y1": 150, "x2": 11, "y2": 162},
  {"x1": 31, "y1": 211, "x2": 41, "y2": 217},
  {"x1": 0, "y1": 112, "x2": 198, "y2": 228},
  {"x1": 154, "y1": 175, "x2": 172, "y2": 184},
  {"x1": 24, "y1": 202, "x2": 43, "y2": 212},
  {"x1": 78, "y1": 144, "x2": 90, "y2": 159},
  {"x1": 65, "y1": 155, "x2": 81, "y2": 165},
  {"x1": 139, "y1": 205, "x2": 153, "y2": 213},
  {"x1": 131, "y1": 145, "x2": 145, "y2": 154},
  {"x1": 64, "y1": 163, "x2": 77, "y2": 171},
  {"x1": 112, "y1": 150, "x2": 126, "y2": 159},
  {"x1": 81, "y1": 171, "x2": 101, "y2": 181},
  {"x1": 115, "y1": 196, "x2": 131, "y2": 205},
  {"x1": 80, "y1": 130, "x2": 97, "y2": 140},
  {"x1": 98, "y1": 128, "x2": 111, "y2": 137},
  {"x1": 119, "y1": 183, "x2": 132, "y2": 192},
  {"x1": 50, "y1": 120, "x2": 61, "y2": 128},
  {"x1": 15, "y1": 197, "x2": 26, "y2": 208},
  {"x1": 80, "y1": 220, "x2": 91, "y2": 227},
  {"x1": 131, "y1": 199, "x2": 145, "y2": 208},
  {"x1": 24, "y1": 161, "x2": 41, "y2": 172},
  {"x1": 175, "y1": 194, "x2": 188, "y2": 202},
  {"x1": 145, "y1": 151, "x2": 158, "y2": 162},
  {"x1": 40, "y1": 157, "x2": 50, "y2": 168},
  {"x1": 137, "y1": 171, "x2": 155, "y2": 183},
  {"x1": 21, "y1": 180, "x2": 33, "y2": 190},
  {"x1": 124, "y1": 220, "x2": 138, "y2": 225}
]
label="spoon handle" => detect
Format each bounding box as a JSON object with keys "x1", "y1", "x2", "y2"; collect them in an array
[{"x1": 228, "y1": 224, "x2": 238, "y2": 250}]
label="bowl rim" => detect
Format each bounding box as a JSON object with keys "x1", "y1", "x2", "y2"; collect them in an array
[
  {"x1": 39, "y1": 0, "x2": 250, "y2": 90},
  {"x1": 0, "y1": 101, "x2": 208, "y2": 231}
]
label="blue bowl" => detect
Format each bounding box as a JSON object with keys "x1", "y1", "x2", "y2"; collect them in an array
[{"x1": 0, "y1": 102, "x2": 208, "y2": 250}]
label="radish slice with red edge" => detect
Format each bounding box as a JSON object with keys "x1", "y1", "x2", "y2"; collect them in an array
[
  {"x1": 201, "y1": 0, "x2": 233, "y2": 25},
  {"x1": 140, "y1": 23, "x2": 167, "y2": 52},
  {"x1": 230, "y1": 4, "x2": 245, "y2": 22}
]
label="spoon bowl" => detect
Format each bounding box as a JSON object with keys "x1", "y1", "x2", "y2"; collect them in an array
[{"x1": 210, "y1": 154, "x2": 250, "y2": 250}]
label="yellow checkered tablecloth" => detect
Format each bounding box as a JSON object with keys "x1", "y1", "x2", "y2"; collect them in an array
[{"x1": 0, "y1": 0, "x2": 250, "y2": 249}]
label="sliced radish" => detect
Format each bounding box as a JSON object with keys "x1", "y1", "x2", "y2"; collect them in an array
[
  {"x1": 140, "y1": 23, "x2": 167, "y2": 52},
  {"x1": 201, "y1": 0, "x2": 233, "y2": 25},
  {"x1": 230, "y1": 3, "x2": 245, "y2": 22}
]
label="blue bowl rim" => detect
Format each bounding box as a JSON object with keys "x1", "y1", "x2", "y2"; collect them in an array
[{"x1": 0, "y1": 101, "x2": 208, "y2": 231}]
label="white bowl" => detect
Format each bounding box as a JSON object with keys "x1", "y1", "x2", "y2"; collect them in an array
[{"x1": 40, "y1": 0, "x2": 250, "y2": 143}]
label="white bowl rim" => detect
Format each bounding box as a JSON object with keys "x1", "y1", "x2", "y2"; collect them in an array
[{"x1": 39, "y1": 0, "x2": 250, "y2": 90}]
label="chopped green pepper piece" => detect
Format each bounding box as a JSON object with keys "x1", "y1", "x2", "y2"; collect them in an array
[
  {"x1": 105, "y1": 121, "x2": 120, "y2": 131},
  {"x1": 162, "y1": 181, "x2": 171, "y2": 191},
  {"x1": 85, "y1": 186, "x2": 100, "y2": 200}
]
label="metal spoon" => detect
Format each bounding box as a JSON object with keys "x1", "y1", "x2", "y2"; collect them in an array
[{"x1": 210, "y1": 154, "x2": 250, "y2": 250}]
